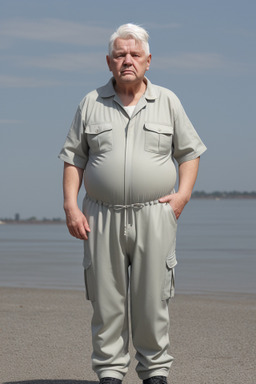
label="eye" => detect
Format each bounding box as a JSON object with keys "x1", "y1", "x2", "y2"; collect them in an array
[{"x1": 115, "y1": 53, "x2": 125, "y2": 58}]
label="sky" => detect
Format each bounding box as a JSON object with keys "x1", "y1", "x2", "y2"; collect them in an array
[{"x1": 0, "y1": 0, "x2": 256, "y2": 219}]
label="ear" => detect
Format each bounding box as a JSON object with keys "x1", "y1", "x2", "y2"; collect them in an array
[
  {"x1": 146, "y1": 54, "x2": 152, "y2": 71},
  {"x1": 106, "y1": 55, "x2": 112, "y2": 72}
]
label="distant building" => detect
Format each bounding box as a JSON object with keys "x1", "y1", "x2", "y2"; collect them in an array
[{"x1": 15, "y1": 213, "x2": 20, "y2": 221}]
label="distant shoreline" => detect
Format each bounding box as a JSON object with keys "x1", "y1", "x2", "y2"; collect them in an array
[
  {"x1": 1, "y1": 192, "x2": 255, "y2": 224},
  {"x1": 0, "y1": 219, "x2": 66, "y2": 225},
  {"x1": 191, "y1": 190, "x2": 256, "y2": 199}
]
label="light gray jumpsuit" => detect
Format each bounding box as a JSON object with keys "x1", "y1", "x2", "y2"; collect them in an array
[{"x1": 59, "y1": 78, "x2": 206, "y2": 380}]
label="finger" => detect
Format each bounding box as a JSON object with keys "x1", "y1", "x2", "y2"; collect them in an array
[
  {"x1": 78, "y1": 221, "x2": 91, "y2": 239},
  {"x1": 84, "y1": 222, "x2": 91, "y2": 232},
  {"x1": 158, "y1": 194, "x2": 172, "y2": 203},
  {"x1": 68, "y1": 225, "x2": 87, "y2": 240},
  {"x1": 79, "y1": 227, "x2": 89, "y2": 240}
]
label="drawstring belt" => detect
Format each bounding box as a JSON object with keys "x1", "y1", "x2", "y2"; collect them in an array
[{"x1": 86, "y1": 195, "x2": 160, "y2": 210}]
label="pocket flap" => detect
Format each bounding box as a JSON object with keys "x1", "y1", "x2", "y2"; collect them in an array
[
  {"x1": 144, "y1": 123, "x2": 173, "y2": 135},
  {"x1": 85, "y1": 123, "x2": 112, "y2": 135},
  {"x1": 166, "y1": 250, "x2": 177, "y2": 269}
]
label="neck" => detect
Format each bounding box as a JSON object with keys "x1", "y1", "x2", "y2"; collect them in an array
[{"x1": 114, "y1": 79, "x2": 147, "y2": 106}]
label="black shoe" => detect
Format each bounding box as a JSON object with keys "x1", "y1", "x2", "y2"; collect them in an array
[
  {"x1": 99, "y1": 378, "x2": 122, "y2": 384},
  {"x1": 143, "y1": 376, "x2": 167, "y2": 384}
]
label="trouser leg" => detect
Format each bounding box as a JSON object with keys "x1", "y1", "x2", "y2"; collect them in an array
[
  {"x1": 129, "y1": 203, "x2": 177, "y2": 380},
  {"x1": 83, "y1": 198, "x2": 130, "y2": 380}
]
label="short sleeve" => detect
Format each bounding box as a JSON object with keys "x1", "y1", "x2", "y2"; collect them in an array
[
  {"x1": 172, "y1": 98, "x2": 207, "y2": 165},
  {"x1": 58, "y1": 103, "x2": 88, "y2": 169}
]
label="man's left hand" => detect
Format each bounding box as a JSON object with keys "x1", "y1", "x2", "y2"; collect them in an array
[{"x1": 159, "y1": 192, "x2": 188, "y2": 220}]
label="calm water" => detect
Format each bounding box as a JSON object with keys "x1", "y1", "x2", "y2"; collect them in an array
[{"x1": 0, "y1": 199, "x2": 255, "y2": 294}]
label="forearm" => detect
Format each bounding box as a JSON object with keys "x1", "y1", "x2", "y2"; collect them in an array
[
  {"x1": 62, "y1": 162, "x2": 90, "y2": 240},
  {"x1": 177, "y1": 157, "x2": 200, "y2": 203},
  {"x1": 159, "y1": 157, "x2": 200, "y2": 219},
  {"x1": 63, "y1": 162, "x2": 84, "y2": 211}
]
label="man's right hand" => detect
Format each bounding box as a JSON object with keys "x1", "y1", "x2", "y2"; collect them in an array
[{"x1": 65, "y1": 206, "x2": 91, "y2": 240}]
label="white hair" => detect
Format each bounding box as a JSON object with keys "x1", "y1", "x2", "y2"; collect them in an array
[{"x1": 108, "y1": 23, "x2": 150, "y2": 56}]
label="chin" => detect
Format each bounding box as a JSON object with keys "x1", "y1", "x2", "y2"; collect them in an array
[{"x1": 120, "y1": 75, "x2": 137, "y2": 81}]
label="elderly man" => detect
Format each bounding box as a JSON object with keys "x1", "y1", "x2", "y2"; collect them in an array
[{"x1": 59, "y1": 23, "x2": 206, "y2": 384}]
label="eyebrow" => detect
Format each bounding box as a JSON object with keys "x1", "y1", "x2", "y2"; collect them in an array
[{"x1": 114, "y1": 48, "x2": 143, "y2": 54}]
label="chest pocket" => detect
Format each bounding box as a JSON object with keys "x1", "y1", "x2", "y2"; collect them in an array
[
  {"x1": 85, "y1": 123, "x2": 113, "y2": 154},
  {"x1": 144, "y1": 123, "x2": 173, "y2": 155}
]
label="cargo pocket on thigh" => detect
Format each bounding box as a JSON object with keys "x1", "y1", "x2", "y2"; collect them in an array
[
  {"x1": 162, "y1": 261, "x2": 175, "y2": 300},
  {"x1": 84, "y1": 265, "x2": 95, "y2": 302}
]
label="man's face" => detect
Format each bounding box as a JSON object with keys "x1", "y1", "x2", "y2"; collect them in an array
[{"x1": 106, "y1": 38, "x2": 151, "y2": 86}]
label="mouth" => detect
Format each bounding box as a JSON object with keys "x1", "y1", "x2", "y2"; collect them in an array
[{"x1": 121, "y1": 69, "x2": 134, "y2": 75}]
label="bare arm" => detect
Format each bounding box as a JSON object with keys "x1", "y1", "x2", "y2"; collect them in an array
[
  {"x1": 63, "y1": 162, "x2": 90, "y2": 240},
  {"x1": 159, "y1": 157, "x2": 200, "y2": 219}
]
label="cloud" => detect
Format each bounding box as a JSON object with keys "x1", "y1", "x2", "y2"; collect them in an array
[
  {"x1": 0, "y1": 18, "x2": 112, "y2": 46},
  {"x1": 20, "y1": 52, "x2": 107, "y2": 72},
  {"x1": 0, "y1": 119, "x2": 22, "y2": 125},
  {"x1": 151, "y1": 52, "x2": 236, "y2": 72},
  {"x1": 146, "y1": 22, "x2": 181, "y2": 30},
  {"x1": 0, "y1": 75, "x2": 63, "y2": 88}
]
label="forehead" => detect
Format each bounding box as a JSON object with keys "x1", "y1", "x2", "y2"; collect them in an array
[{"x1": 113, "y1": 38, "x2": 144, "y2": 52}]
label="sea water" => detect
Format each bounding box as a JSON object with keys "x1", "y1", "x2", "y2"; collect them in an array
[{"x1": 0, "y1": 199, "x2": 255, "y2": 294}]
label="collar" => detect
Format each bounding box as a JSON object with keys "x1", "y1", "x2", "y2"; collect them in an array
[{"x1": 98, "y1": 77, "x2": 159, "y2": 101}]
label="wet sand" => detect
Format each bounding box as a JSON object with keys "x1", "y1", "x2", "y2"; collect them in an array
[{"x1": 0, "y1": 288, "x2": 255, "y2": 384}]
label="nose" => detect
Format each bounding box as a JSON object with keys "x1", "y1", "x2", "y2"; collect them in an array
[{"x1": 123, "y1": 53, "x2": 132, "y2": 65}]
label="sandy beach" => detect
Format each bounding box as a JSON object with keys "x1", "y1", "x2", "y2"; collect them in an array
[{"x1": 0, "y1": 288, "x2": 255, "y2": 384}]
